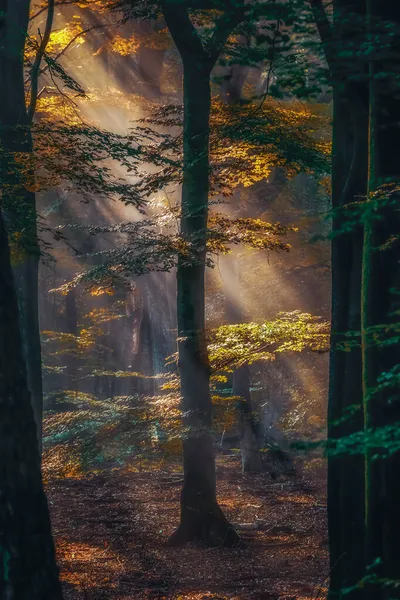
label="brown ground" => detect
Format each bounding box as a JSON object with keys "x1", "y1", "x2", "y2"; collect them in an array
[{"x1": 46, "y1": 454, "x2": 328, "y2": 600}]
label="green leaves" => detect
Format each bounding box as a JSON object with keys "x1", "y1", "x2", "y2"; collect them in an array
[{"x1": 209, "y1": 311, "x2": 330, "y2": 371}]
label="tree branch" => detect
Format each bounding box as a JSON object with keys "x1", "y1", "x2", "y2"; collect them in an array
[
  {"x1": 161, "y1": 0, "x2": 245, "y2": 67},
  {"x1": 207, "y1": 2, "x2": 245, "y2": 63},
  {"x1": 29, "y1": 0, "x2": 90, "y2": 22},
  {"x1": 27, "y1": 0, "x2": 55, "y2": 122},
  {"x1": 160, "y1": 2, "x2": 206, "y2": 60},
  {"x1": 308, "y1": 0, "x2": 334, "y2": 70}
]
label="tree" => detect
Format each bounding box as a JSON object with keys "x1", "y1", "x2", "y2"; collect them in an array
[
  {"x1": 0, "y1": 0, "x2": 56, "y2": 451},
  {"x1": 160, "y1": 0, "x2": 245, "y2": 547},
  {"x1": 0, "y1": 2, "x2": 63, "y2": 595},
  {"x1": 362, "y1": 2, "x2": 400, "y2": 597},
  {"x1": 310, "y1": 0, "x2": 368, "y2": 595}
]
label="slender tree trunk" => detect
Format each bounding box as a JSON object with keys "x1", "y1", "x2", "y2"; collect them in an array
[
  {"x1": 219, "y1": 63, "x2": 249, "y2": 104},
  {"x1": 166, "y1": 57, "x2": 238, "y2": 547},
  {"x1": 65, "y1": 289, "x2": 78, "y2": 392},
  {"x1": 14, "y1": 243, "x2": 43, "y2": 450},
  {"x1": 362, "y1": 4, "x2": 400, "y2": 597},
  {"x1": 232, "y1": 364, "x2": 262, "y2": 472},
  {"x1": 223, "y1": 256, "x2": 263, "y2": 472},
  {"x1": 161, "y1": 1, "x2": 244, "y2": 547}
]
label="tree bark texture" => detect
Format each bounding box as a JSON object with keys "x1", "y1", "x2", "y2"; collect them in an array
[
  {"x1": 0, "y1": 0, "x2": 43, "y2": 452},
  {"x1": 0, "y1": 209, "x2": 63, "y2": 598},
  {"x1": 362, "y1": 3, "x2": 400, "y2": 597},
  {"x1": 315, "y1": 1, "x2": 369, "y2": 596},
  {"x1": 162, "y1": 4, "x2": 243, "y2": 546},
  {"x1": 232, "y1": 364, "x2": 262, "y2": 473}
]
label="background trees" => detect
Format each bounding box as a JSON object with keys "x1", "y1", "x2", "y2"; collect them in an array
[{"x1": 5, "y1": 0, "x2": 400, "y2": 596}]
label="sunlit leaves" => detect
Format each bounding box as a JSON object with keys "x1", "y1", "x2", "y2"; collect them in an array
[
  {"x1": 45, "y1": 22, "x2": 86, "y2": 54},
  {"x1": 139, "y1": 97, "x2": 331, "y2": 198},
  {"x1": 209, "y1": 311, "x2": 330, "y2": 371}
]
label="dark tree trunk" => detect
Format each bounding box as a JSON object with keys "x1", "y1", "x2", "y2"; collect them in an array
[
  {"x1": 0, "y1": 209, "x2": 63, "y2": 597},
  {"x1": 15, "y1": 251, "x2": 43, "y2": 450},
  {"x1": 311, "y1": 0, "x2": 369, "y2": 596},
  {"x1": 0, "y1": 0, "x2": 43, "y2": 452},
  {"x1": 362, "y1": 4, "x2": 400, "y2": 598},
  {"x1": 328, "y1": 83, "x2": 367, "y2": 600},
  {"x1": 169, "y1": 60, "x2": 237, "y2": 547},
  {"x1": 162, "y1": 4, "x2": 243, "y2": 547}
]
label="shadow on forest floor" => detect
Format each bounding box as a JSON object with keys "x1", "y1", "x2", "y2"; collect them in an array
[{"x1": 46, "y1": 452, "x2": 328, "y2": 600}]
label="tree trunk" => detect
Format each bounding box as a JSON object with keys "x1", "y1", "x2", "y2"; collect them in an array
[
  {"x1": 0, "y1": 207, "x2": 63, "y2": 597},
  {"x1": 16, "y1": 252, "x2": 43, "y2": 450},
  {"x1": 166, "y1": 53, "x2": 238, "y2": 546},
  {"x1": 219, "y1": 63, "x2": 249, "y2": 104},
  {"x1": 65, "y1": 289, "x2": 79, "y2": 392},
  {"x1": 233, "y1": 364, "x2": 262, "y2": 472},
  {"x1": 0, "y1": 0, "x2": 43, "y2": 453},
  {"x1": 362, "y1": 4, "x2": 400, "y2": 597},
  {"x1": 311, "y1": 0, "x2": 370, "y2": 596},
  {"x1": 328, "y1": 84, "x2": 367, "y2": 599}
]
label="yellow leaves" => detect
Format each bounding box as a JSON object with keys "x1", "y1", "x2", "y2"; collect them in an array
[
  {"x1": 90, "y1": 286, "x2": 115, "y2": 297},
  {"x1": 212, "y1": 394, "x2": 237, "y2": 432},
  {"x1": 102, "y1": 33, "x2": 140, "y2": 57},
  {"x1": 208, "y1": 98, "x2": 331, "y2": 193},
  {"x1": 46, "y1": 22, "x2": 85, "y2": 54},
  {"x1": 35, "y1": 93, "x2": 81, "y2": 125},
  {"x1": 101, "y1": 27, "x2": 170, "y2": 57}
]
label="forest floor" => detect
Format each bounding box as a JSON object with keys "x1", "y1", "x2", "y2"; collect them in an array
[{"x1": 46, "y1": 452, "x2": 328, "y2": 600}]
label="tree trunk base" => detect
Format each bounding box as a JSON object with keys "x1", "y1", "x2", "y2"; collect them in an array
[{"x1": 166, "y1": 500, "x2": 240, "y2": 548}]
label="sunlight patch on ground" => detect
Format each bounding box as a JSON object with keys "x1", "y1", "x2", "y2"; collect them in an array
[{"x1": 57, "y1": 538, "x2": 125, "y2": 589}]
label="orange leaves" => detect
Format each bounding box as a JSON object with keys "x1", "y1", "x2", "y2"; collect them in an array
[
  {"x1": 56, "y1": 538, "x2": 124, "y2": 589},
  {"x1": 102, "y1": 33, "x2": 140, "y2": 56}
]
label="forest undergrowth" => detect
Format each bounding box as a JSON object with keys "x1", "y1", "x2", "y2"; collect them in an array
[{"x1": 46, "y1": 452, "x2": 328, "y2": 600}]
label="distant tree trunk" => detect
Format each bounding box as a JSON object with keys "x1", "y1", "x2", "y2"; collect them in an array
[
  {"x1": 65, "y1": 289, "x2": 79, "y2": 392},
  {"x1": 362, "y1": 4, "x2": 400, "y2": 598},
  {"x1": 0, "y1": 0, "x2": 44, "y2": 452},
  {"x1": 162, "y1": 3, "x2": 243, "y2": 547},
  {"x1": 223, "y1": 256, "x2": 263, "y2": 473},
  {"x1": 311, "y1": 0, "x2": 368, "y2": 596},
  {"x1": 218, "y1": 52, "x2": 263, "y2": 472},
  {"x1": 219, "y1": 63, "x2": 249, "y2": 104},
  {"x1": 233, "y1": 364, "x2": 262, "y2": 472},
  {"x1": 0, "y1": 208, "x2": 63, "y2": 596}
]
